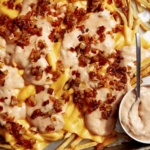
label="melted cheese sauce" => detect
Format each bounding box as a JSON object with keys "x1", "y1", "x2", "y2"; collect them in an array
[{"x1": 120, "y1": 86, "x2": 150, "y2": 142}]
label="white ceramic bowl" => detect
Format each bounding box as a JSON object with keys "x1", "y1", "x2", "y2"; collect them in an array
[{"x1": 119, "y1": 83, "x2": 150, "y2": 144}]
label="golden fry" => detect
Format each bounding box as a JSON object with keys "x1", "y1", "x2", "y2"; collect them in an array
[
  {"x1": 135, "y1": 0, "x2": 144, "y2": 12},
  {"x1": 128, "y1": 0, "x2": 133, "y2": 29},
  {"x1": 136, "y1": 0, "x2": 150, "y2": 9},
  {"x1": 0, "y1": 144, "x2": 11, "y2": 150},
  {"x1": 130, "y1": 65, "x2": 150, "y2": 85},
  {"x1": 56, "y1": 134, "x2": 76, "y2": 150},
  {"x1": 70, "y1": 137, "x2": 82, "y2": 148},
  {"x1": 74, "y1": 142, "x2": 98, "y2": 150},
  {"x1": 95, "y1": 136, "x2": 118, "y2": 150}
]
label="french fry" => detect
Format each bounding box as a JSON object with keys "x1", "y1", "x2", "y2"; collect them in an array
[
  {"x1": 135, "y1": 0, "x2": 144, "y2": 13},
  {"x1": 132, "y1": 18, "x2": 140, "y2": 31},
  {"x1": 122, "y1": 0, "x2": 128, "y2": 17},
  {"x1": 0, "y1": 144, "x2": 11, "y2": 150},
  {"x1": 74, "y1": 141, "x2": 98, "y2": 150},
  {"x1": 64, "y1": 132, "x2": 73, "y2": 139},
  {"x1": 136, "y1": 0, "x2": 150, "y2": 9},
  {"x1": 128, "y1": 0, "x2": 133, "y2": 29},
  {"x1": 130, "y1": 57, "x2": 150, "y2": 78},
  {"x1": 114, "y1": 6, "x2": 128, "y2": 25},
  {"x1": 130, "y1": 65, "x2": 150, "y2": 85},
  {"x1": 95, "y1": 136, "x2": 118, "y2": 150},
  {"x1": 70, "y1": 137, "x2": 82, "y2": 148},
  {"x1": 56, "y1": 134, "x2": 76, "y2": 150}
]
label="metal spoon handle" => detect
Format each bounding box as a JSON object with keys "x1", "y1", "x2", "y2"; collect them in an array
[{"x1": 135, "y1": 33, "x2": 141, "y2": 99}]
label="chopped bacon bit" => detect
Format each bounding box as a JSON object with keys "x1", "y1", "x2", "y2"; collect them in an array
[
  {"x1": 112, "y1": 24, "x2": 123, "y2": 33},
  {"x1": 45, "y1": 125, "x2": 55, "y2": 131},
  {"x1": 0, "y1": 112, "x2": 8, "y2": 121},
  {"x1": 78, "y1": 35, "x2": 84, "y2": 41},
  {"x1": 72, "y1": 70, "x2": 80, "y2": 78},
  {"x1": 0, "y1": 106, "x2": 3, "y2": 112},
  {"x1": 114, "y1": 0, "x2": 122, "y2": 7},
  {"x1": 14, "y1": 16, "x2": 42, "y2": 36},
  {"x1": 107, "y1": 0, "x2": 113, "y2": 4},
  {"x1": 16, "y1": 138, "x2": 36, "y2": 149},
  {"x1": 47, "y1": 88, "x2": 54, "y2": 95},
  {"x1": 90, "y1": 52, "x2": 107, "y2": 65},
  {"x1": 106, "y1": 95, "x2": 116, "y2": 104},
  {"x1": 2, "y1": 0, "x2": 14, "y2": 9},
  {"x1": 31, "y1": 109, "x2": 43, "y2": 119},
  {"x1": 99, "y1": 33, "x2": 106, "y2": 42},
  {"x1": 31, "y1": 66, "x2": 43, "y2": 80},
  {"x1": 42, "y1": 100, "x2": 49, "y2": 106},
  {"x1": 16, "y1": 33, "x2": 30, "y2": 48},
  {"x1": 85, "y1": 88, "x2": 97, "y2": 97},
  {"x1": 101, "y1": 110, "x2": 112, "y2": 119},
  {"x1": 53, "y1": 99, "x2": 63, "y2": 113},
  {"x1": 26, "y1": 96, "x2": 37, "y2": 107},
  {"x1": 0, "y1": 97, "x2": 5, "y2": 102},
  {"x1": 76, "y1": 25, "x2": 85, "y2": 32},
  {"x1": 97, "y1": 81, "x2": 105, "y2": 88},
  {"x1": 45, "y1": 66, "x2": 52, "y2": 74},
  {"x1": 37, "y1": 40, "x2": 47, "y2": 49},
  {"x1": 121, "y1": 75, "x2": 127, "y2": 83},
  {"x1": 29, "y1": 49, "x2": 43, "y2": 62},
  {"x1": 97, "y1": 26, "x2": 105, "y2": 35},
  {"x1": 15, "y1": 4, "x2": 22, "y2": 11},
  {"x1": 87, "y1": 0, "x2": 104, "y2": 12},
  {"x1": 10, "y1": 96, "x2": 18, "y2": 106},
  {"x1": 56, "y1": 60, "x2": 65, "y2": 73},
  {"x1": 112, "y1": 12, "x2": 124, "y2": 25},
  {"x1": 5, "y1": 122, "x2": 26, "y2": 140},
  {"x1": 51, "y1": 18, "x2": 63, "y2": 27},
  {"x1": 52, "y1": 71, "x2": 61, "y2": 82},
  {"x1": 89, "y1": 71, "x2": 97, "y2": 81},
  {"x1": 49, "y1": 28, "x2": 65, "y2": 42},
  {"x1": 78, "y1": 55, "x2": 90, "y2": 67},
  {"x1": 64, "y1": 7, "x2": 86, "y2": 30},
  {"x1": 74, "y1": 7, "x2": 86, "y2": 19},
  {"x1": 35, "y1": 86, "x2": 45, "y2": 93},
  {"x1": 87, "y1": 100, "x2": 100, "y2": 113},
  {"x1": 61, "y1": 92, "x2": 69, "y2": 102},
  {"x1": 48, "y1": 29, "x2": 57, "y2": 42},
  {"x1": 36, "y1": 0, "x2": 51, "y2": 16}
]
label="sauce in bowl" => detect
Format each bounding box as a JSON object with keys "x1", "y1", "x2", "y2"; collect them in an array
[{"x1": 119, "y1": 84, "x2": 150, "y2": 143}]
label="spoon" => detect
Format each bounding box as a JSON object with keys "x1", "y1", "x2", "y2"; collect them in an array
[{"x1": 135, "y1": 33, "x2": 141, "y2": 99}]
